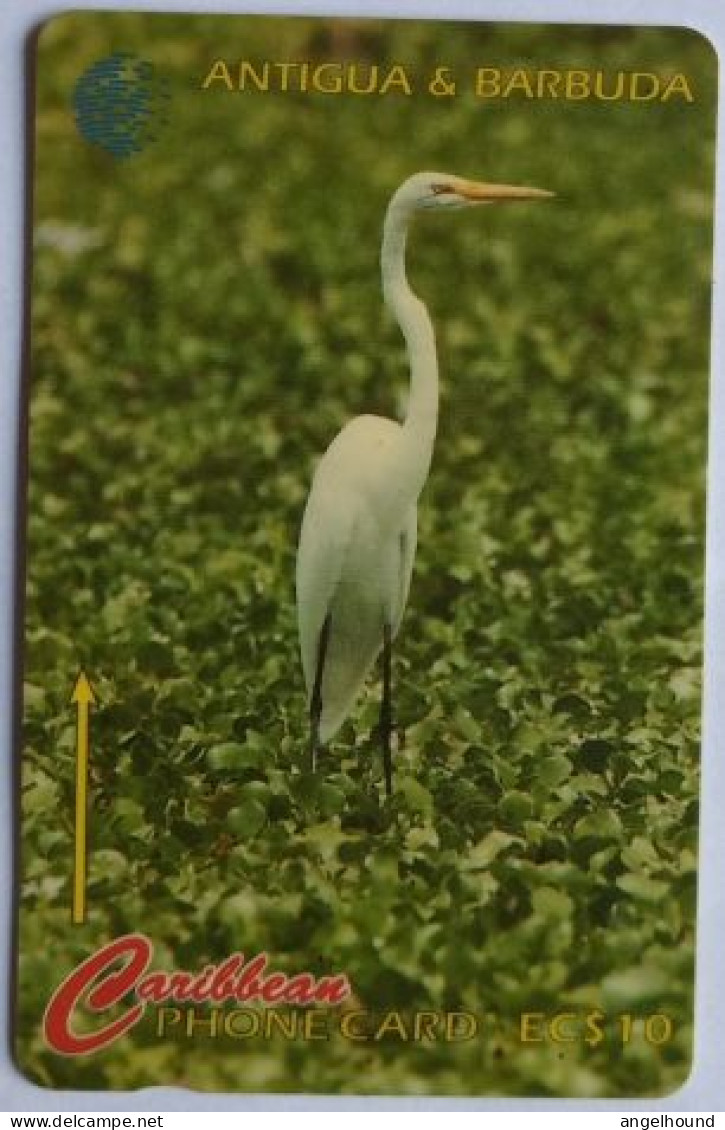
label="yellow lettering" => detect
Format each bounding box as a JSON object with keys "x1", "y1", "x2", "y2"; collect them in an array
[
  {"x1": 476, "y1": 68, "x2": 501, "y2": 98},
  {"x1": 549, "y1": 1013, "x2": 578, "y2": 1043},
  {"x1": 275, "y1": 62, "x2": 296, "y2": 92},
  {"x1": 264, "y1": 1010, "x2": 297, "y2": 1039},
  {"x1": 662, "y1": 73, "x2": 694, "y2": 102},
  {"x1": 594, "y1": 70, "x2": 625, "y2": 101},
  {"x1": 201, "y1": 60, "x2": 233, "y2": 90},
  {"x1": 379, "y1": 65, "x2": 412, "y2": 96},
  {"x1": 224, "y1": 1009, "x2": 260, "y2": 1039},
  {"x1": 644, "y1": 1013, "x2": 673, "y2": 1044},
  {"x1": 185, "y1": 1007, "x2": 219, "y2": 1037},
  {"x1": 566, "y1": 70, "x2": 591, "y2": 99},
  {"x1": 536, "y1": 70, "x2": 561, "y2": 98},
  {"x1": 303, "y1": 1010, "x2": 329, "y2": 1040},
  {"x1": 446, "y1": 1012, "x2": 478, "y2": 1041},
  {"x1": 630, "y1": 72, "x2": 660, "y2": 101},
  {"x1": 375, "y1": 1011, "x2": 409, "y2": 1040},
  {"x1": 340, "y1": 1010, "x2": 369, "y2": 1041},
  {"x1": 413, "y1": 1011, "x2": 440, "y2": 1041},
  {"x1": 348, "y1": 64, "x2": 378, "y2": 95},
  {"x1": 239, "y1": 61, "x2": 269, "y2": 92},
  {"x1": 312, "y1": 64, "x2": 342, "y2": 94},
  {"x1": 520, "y1": 1013, "x2": 545, "y2": 1042},
  {"x1": 503, "y1": 68, "x2": 534, "y2": 98},
  {"x1": 155, "y1": 1007, "x2": 181, "y2": 1036}
]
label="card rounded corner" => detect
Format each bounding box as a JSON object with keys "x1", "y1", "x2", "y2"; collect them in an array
[
  {"x1": 31, "y1": 9, "x2": 87, "y2": 53},
  {"x1": 674, "y1": 22, "x2": 721, "y2": 74}
]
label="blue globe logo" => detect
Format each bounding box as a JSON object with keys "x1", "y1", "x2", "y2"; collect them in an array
[{"x1": 73, "y1": 53, "x2": 170, "y2": 159}]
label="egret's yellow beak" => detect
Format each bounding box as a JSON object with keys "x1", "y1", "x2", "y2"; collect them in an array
[{"x1": 458, "y1": 179, "x2": 554, "y2": 203}]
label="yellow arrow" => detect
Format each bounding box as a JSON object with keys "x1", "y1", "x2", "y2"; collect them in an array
[{"x1": 71, "y1": 671, "x2": 96, "y2": 925}]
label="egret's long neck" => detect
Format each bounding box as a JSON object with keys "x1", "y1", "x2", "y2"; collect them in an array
[{"x1": 381, "y1": 201, "x2": 438, "y2": 500}]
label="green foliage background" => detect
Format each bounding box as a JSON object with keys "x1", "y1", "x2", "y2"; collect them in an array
[{"x1": 18, "y1": 13, "x2": 715, "y2": 1097}]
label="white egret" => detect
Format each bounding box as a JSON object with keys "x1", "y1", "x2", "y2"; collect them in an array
[{"x1": 296, "y1": 171, "x2": 551, "y2": 795}]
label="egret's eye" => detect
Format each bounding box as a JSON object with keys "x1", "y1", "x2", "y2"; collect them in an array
[{"x1": 431, "y1": 183, "x2": 455, "y2": 196}]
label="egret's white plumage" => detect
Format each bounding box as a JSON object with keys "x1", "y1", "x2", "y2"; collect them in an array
[
  {"x1": 296, "y1": 171, "x2": 551, "y2": 780},
  {"x1": 297, "y1": 414, "x2": 417, "y2": 740}
]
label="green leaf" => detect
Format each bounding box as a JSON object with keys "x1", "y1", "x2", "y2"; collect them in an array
[
  {"x1": 573, "y1": 809, "x2": 623, "y2": 841},
  {"x1": 316, "y1": 783, "x2": 347, "y2": 817},
  {"x1": 532, "y1": 886, "x2": 574, "y2": 918},
  {"x1": 620, "y1": 835, "x2": 661, "y2": 872},
  {"x1": 397, "y1": 776, "x2": 434, "y2": 817},
  {"x1": 207, "y1": 741, "x2": 263, "y2": 773},
  {"x1": 498, "y1": 790, "x2": 534, "y2": 825},
  {"x1": 405, "y1": 826, "x2": 440, "y2": 852},
  {"x1": 601, "y1": 966, "x2": 671, "y2": 1009},
  {"x1": 577, "y1": 739, "x2": 614, "y2": 774},
  {"x1": 463, "y1": 829, "x2": 523, "y2": 869},
  {"x1": 241, "y1": 781, "x2": 273, "y2": 809},
  {"x1": 537, "y1": 753, "x2": 572, "y2": 788},
  {"x1": 616, "y1": 873, "x2": 668, "y2": 901},
  {"x1": 227, "y1": 799, "x2": 266, "y2": 839}
]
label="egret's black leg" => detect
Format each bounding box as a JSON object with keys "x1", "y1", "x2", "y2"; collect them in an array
[
  {"x1": 309, "y1": 614, "x2": 331, "y2": 774},
  {"x1": 381, "y1": 622, "x2": 393, "y2": 797}
]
